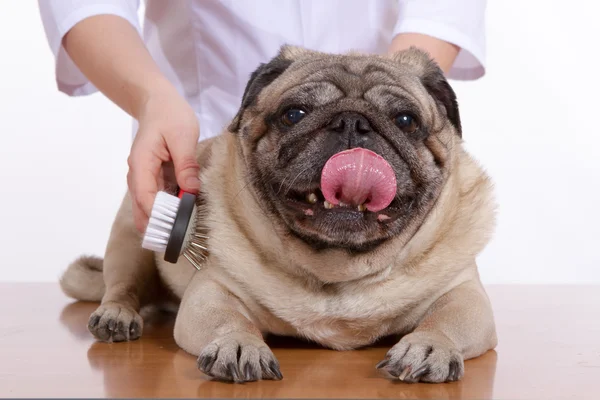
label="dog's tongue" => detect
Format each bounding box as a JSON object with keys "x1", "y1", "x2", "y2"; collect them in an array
[{"x1": 320, "y1": 148, "x2": 396, "y2": 212}]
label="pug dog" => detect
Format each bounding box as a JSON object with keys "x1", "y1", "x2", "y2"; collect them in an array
[{"x1": 60, "y1": 45, "x2": 497, "y2": 384}]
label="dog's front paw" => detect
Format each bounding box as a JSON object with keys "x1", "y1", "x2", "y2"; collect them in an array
[
  {"x1": 197, "y1": 332, "x2": 282, "y2": 383},
  {"x1": 87, "y1": 302, "x2": 143, "y2": 342},
  {"x1": 376, "y1": 331, "x2": 464, "y2": 383}
]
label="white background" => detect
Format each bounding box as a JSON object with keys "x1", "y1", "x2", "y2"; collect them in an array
[{"x1": 0, "y1": 1, "x2": 598, "y2": 283}]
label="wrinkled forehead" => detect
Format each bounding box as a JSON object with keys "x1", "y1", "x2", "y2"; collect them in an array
[{"x1": 257, "y1": 54, "x2": 430, "y2": 110}]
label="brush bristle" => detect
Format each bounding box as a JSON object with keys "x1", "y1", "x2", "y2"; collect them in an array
[
  {"x1": 141, "y1": 191, "x2": 181, "y2": 252},
  {"x1": 181, "y1": 197, "x2": 210, "y2": 270}
]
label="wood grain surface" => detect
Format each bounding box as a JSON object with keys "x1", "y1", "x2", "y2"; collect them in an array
[{"x1": 1, "y1": 283, "x2": 598, "y2": 399}]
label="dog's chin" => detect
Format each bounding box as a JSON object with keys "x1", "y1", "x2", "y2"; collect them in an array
[{"x1": 270, "y1": 186, "x2": 411, "y2": 253}]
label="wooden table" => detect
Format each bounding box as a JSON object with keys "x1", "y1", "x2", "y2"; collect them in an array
[{"x1": 1, "y1": 283, "x2": 598, "y2": 399}]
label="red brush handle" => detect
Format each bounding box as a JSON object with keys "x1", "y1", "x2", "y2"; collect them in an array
[
  {"x1": 177, "y1": 189, "x2": 189, "y2": 200},
  {"x1": 177, "y1": 189, "x2": 195, "y2": 200}
]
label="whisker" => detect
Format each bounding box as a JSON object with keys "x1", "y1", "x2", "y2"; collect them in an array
[
  {"x1": 284, "y1": 166, "x2": 312, "y2": 195},
  {"x1": 276, "y1": 174, "x2": 290, "y2": 195},
  {"x1": 232, "y1": 179, "x2": 254, "y2": 203}
]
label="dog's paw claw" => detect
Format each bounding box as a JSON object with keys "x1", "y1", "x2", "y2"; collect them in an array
[
  {"x1": 376, "y1": 331, "x2": 464, "y2": 383},
  {"x1": 197, "y1": 333, "x2": 282, "y2": 383},
  {"x1": 87, "y1": 302, "x2": 142, "y2": 342}
]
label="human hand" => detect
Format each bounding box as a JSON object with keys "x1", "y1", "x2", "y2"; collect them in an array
[
  {"x1": 127, "y1": 87, "x2": 200, "y2": 233},
  {"x1": 58, "y1": 14, "x2": 201, "y2": 233}
]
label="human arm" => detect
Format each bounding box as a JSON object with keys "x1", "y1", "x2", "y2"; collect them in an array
[
  {"x1": 62, "y1": 15, "x2": 201, "y2": 232},
  {"x1": 389, "y1": 0, "x2": 488, "y2": 80},
  {"x1": 389, "y1": 33, "x2": 459, "y2": 74},
  {"x1": 38, "y1": 2, "x2": 200, "y2": 232}
]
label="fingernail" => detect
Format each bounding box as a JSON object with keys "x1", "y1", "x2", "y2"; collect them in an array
[{"x1": 185, "y1": 176, "x2": 201, "y2": 190}]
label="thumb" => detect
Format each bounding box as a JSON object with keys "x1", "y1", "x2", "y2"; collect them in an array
[{"x1": 168, "y1": 133, "x2": 201, "y2": 193}]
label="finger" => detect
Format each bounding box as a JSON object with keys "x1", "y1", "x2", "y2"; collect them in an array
[
  {"x1": 126, "y1": 169, "x2": 145, "y2": 233},
  {"x1": 127, "y1": 138, "x2": 164, "y2": 232},
  {"x1": 132, "y1": 199, "x2": 146, "y2": 233},
  {"x1": 166, "y1": 129, "x2": 200, "y2": 194}
]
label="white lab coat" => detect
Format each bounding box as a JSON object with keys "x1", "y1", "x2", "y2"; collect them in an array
[{"x1": 38, "y1": 0, "x2": 487, "y2": 141}]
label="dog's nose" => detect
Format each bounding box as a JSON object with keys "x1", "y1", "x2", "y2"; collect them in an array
[{"x1": 328, "y1": 112, "x2": 373, "y2": 147}]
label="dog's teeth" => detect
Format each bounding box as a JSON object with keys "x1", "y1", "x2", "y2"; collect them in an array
[
  {"x1": 357, "y1": 204, "x2": 366, "y2": 212},
  {"x1": 306, "y1": 193, "x2": 318, "y2": 204},
  {"x1": 339, "y1": 202, "x2": 348, "y2": 208},
  {"x1": 324, "y1": 200, "x2": 334, "y2": 209}
]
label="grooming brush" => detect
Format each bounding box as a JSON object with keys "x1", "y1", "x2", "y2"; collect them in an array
[{"x1": 141, "y1": 189, "x2": 209, "y2": 270}]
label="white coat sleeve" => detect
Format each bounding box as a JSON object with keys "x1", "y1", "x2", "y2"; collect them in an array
[
  {"x1": 394, "y1": 0, "x2": 487, "y2": 80},
  {"x1": 38, "y1": 0, "x2": 141, "y2": 96}
]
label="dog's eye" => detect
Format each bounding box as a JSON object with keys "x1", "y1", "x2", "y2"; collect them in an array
[
  {"x1": 394, "y1": 113, "x2": 418, "y2": 134},
  {"x1": 282, "y1": 108, "x2": 306, "y2": 126}
]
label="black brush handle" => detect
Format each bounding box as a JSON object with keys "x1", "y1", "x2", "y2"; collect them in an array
[{"x1": 164, "y1": 192, "x2": 195, "y2": 264}]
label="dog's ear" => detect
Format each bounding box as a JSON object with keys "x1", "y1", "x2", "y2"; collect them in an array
[
  {"x1": 392, "y1": 47, "x2": 462, "y2": 137},
  {"x1": 228, "y1": 52, "x2": 293, "y2": 133},
  {"x1": 421, "y1": 63, "x2": 462, "y2": 137}
]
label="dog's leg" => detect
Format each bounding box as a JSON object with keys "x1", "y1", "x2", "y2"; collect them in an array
[
  {"x1": 88, "y1": 192, "x2": 159, "y2": 342},
  {"x1": 377, "y1": 275, "x2": 497, "y2": 383},
  {"x1": 174, "y1": 270, "x2": 282, "y2": 383}
]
